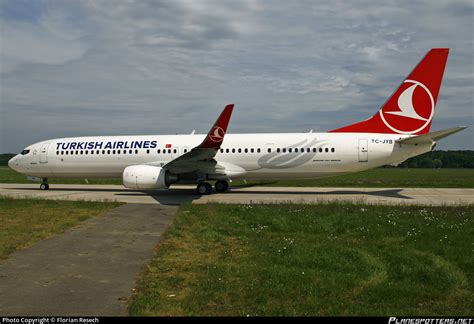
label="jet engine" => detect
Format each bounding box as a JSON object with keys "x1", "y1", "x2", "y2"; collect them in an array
[{"x1": 123, "y1": 165, "x2": 177, "y2": 189}]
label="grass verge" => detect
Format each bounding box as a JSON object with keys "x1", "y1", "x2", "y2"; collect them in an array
[
  {"x1": 129, "y1": 203, "x2": 473, "y2": 316},
  {"x1": 0, "y1": 197, "x2": 123, "y2": 259}
]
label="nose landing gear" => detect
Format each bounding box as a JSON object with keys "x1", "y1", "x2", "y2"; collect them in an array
[{"x1": 40, "y1": 178, "x2": 49, "y2": 190}]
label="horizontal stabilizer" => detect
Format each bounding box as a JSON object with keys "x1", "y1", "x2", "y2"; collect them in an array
[{"x1": 396, "y1": 126, "x2": 466, "y2": 145}]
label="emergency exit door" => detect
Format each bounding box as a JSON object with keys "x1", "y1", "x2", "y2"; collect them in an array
[{"x1": 358, "y1": 139, "x2": 368, "y2": 162}]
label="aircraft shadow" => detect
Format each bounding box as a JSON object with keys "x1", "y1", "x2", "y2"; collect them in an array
[
  {"x1": 119, "y1": 189, "x2": 201, "y2": 206},
  {"x1": 122, "y1": 188, "x2": 412, "y2": 205},
  {"x1": 228, "y1": 189, "x2": 412, "y2": 200}
]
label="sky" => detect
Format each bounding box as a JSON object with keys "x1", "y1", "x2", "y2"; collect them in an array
[{"x1": 1, "y1": 0, "x2": 473, "y2": 153}]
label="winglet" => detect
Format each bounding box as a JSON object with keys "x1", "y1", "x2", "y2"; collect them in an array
[{"x1": 198, "y1": 104, "x2": 234, "y2": 149}]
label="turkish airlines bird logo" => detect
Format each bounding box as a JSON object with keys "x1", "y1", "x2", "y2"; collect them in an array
[
  {"x1": 209, "y1": 126, "x2": 225, "y2": 142},
  {"x1": 379, "y1": 80, "x2": 434, "y2": 134}
]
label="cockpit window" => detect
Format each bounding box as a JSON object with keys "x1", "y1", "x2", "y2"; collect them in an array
[{"x1": 21, "y1": 149, "x2": 30, "y2": 155}]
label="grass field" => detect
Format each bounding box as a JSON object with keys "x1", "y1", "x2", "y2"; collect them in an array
[
  {"x1": 0, "y1": 197, "x2": 122, "y2": 259},
  {"x1": 1, "y1": 166, "x2": 473, "y2": 188},
  {"x1": 129, "y1": 203, "x2": 474, "y2": 316}
]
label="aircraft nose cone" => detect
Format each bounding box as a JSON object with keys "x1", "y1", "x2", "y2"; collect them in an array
[{"x1": 8, "y1": 157, "x2": 17, "y2": 171}]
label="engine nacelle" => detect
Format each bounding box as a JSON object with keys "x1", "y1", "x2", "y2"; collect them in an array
[{"x1": 123, "y1": 165, "x2": 177, "y2": 189}]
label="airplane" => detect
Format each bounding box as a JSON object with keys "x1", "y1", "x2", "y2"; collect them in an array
[{"x1": 8, "y1": 48, "x2": 466, "y2": 195}]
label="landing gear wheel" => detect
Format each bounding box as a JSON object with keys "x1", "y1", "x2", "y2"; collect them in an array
[
  {"x1": 215, "y1": 180, "x2": 229, "y2": 193},
  {"x1": 40, "y1": 183, "x2": 49, "y2": 190},
  {"x1": 196, "y1": 182, "x2": 212, "y2": 195}
]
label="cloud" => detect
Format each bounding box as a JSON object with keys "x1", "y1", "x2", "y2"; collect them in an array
[{"x1": 1, "y1": 0, "x2": 472, "y2": 152}]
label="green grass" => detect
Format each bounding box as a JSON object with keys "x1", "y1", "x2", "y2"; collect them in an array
[
  {"x1": 1, "y1": 166, "x2": 474, "y2": 188},
  {"x1": 0, "y1": 197, "x2": 123, "y2": 259},
  {"x1": 129, "y1": 203, "x2": 474, "y2": 316}
]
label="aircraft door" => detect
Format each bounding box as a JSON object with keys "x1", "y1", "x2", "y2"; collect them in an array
[
  {"x1": 39, "y1": 144, "x2": 49, "y2": 163},
  {"x1": 358, "y1": 139, "x2": 368, "y2": 162}
]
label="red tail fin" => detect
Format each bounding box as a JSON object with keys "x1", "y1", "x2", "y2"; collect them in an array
[{"x1": 330, "y1": 48, "x2": 449, "y2": 135}]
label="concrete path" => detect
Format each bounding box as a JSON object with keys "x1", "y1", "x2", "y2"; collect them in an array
[
  {"x1": 0, "y1": 204, "x2": 178, "y2": 316},
  {"x1": 0, "y1": 183, "x2": 473, "y2": 206}
]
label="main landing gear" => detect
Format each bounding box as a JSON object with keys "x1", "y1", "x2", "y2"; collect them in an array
[
  {"x1": 40, "y1": 178, "x2": 49, "y2": 190},
  {"x1": 196, "y1": 180, "x2": 229, "y2": 195},
  {"x1": 214, "y1": 180, "x2": 229, "y2": 193}
]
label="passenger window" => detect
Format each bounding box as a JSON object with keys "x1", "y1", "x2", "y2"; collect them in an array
[
  {"x1": 319, "y1": 148, "x2": 323, "y2": 153},
  {"x1": 267, "y1": 148, "x2": 271, "y2": 153},
  {"x1": 331, "y1": 148, "x2": 335, "y2": 153},
  {"x1": 65, "y1": 151, "x2": 69, "y2": 155},
  {"x1": 289, "y1": 148, "x2": 292, "y2": 153},
  {"x1": 184, "y1": 149, "x2": 188, "y2": 153},
  {"x1": 295, "y1": 148, "x2": 298, "y2": 153},
  {"x1": 226, "y1": 148, "x2": 229, "y2": 153},
  {"x1": 238, "y1": 148, "x2": 242, "y2": 153},
  {"x1": 85, "y1": 151, "x2": 88, "y2": 155},
  {"x1": 277, "y1": 148, "x2": 280, "y2": 153},
  {"x1": 244, "y1": 148, "x2": 248, "y2": 153},
  {"x1": 91, "y1": 151, "x2": 94, "y2": 155},
  {"x1": 257, "y1": 148, "x2": 261, "y2": 153},
  {"x1": 168, "y1": 149, "x2": 171, "y2": 154},
  {"x1": 282, "y1": 148, "x2": 286, "y2": 153},
  {"x1": 135, "y1": 149, "x2": 139, "y2": 154},
  {"x1": 325, "y1": 148, "x2": 328, "y2": 153},
  {"x1": 56, "y1": 151, "x2": 59, "y2": 155},
  {"x1": 251, "y1": 148, "x2": 254, "y2": 153},
  {"x1": 157, "y1": 149, "x2": 161, "y2": 154},
  {"x1": 146, "y1": 149, "x2": 150, "y2": 154},
  {"x1": 61, "y1": 151, "x2": 64, "y2": 155},
  {"x1": 313, "y1": 148, "x2": 317, "y2": 153},
  {"x1": 232, "y1": 148, "x2": 235, "y2": 153}
]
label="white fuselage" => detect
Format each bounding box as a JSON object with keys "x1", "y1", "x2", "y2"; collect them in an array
[{"x1": 8, "y1": 132, "x2": 431, "y2": 181}]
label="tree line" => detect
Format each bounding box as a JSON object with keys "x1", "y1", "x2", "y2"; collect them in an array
[{"x1": 398, "y1": 150, "x2": 474, "y2": 168}]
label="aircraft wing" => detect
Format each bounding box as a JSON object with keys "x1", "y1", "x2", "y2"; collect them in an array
[
  {"x1": 163, "y1": 104, "x2": 234, "y2": 174},
  {"x1": 396, "y1": 126, "x2": 467, "y2": 145}
]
